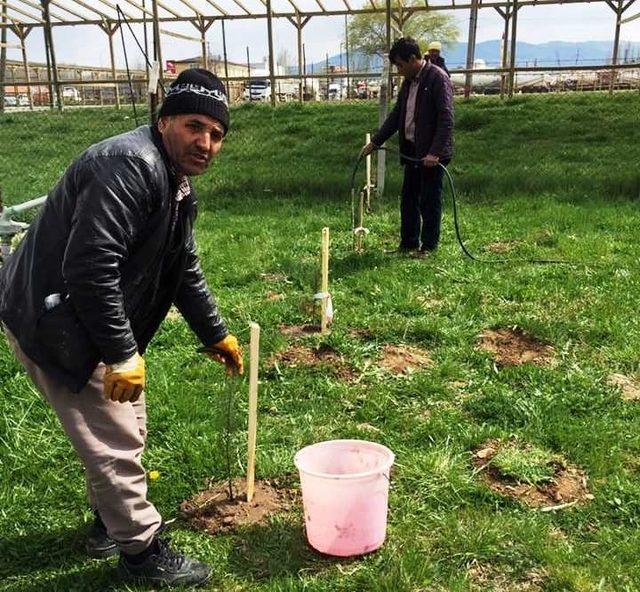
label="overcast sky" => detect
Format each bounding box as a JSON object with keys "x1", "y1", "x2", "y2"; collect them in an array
[{"x1": 4, "y1": 2, "x2": 640, "y2": 68}]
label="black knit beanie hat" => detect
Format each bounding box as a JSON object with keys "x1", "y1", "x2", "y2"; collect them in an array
[{"x1": 158, "y1": 68, "x2": 229, "y2": 134}]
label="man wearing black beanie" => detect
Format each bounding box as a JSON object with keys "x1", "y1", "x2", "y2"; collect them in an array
[{"x1": 0, "y1": 69, "x2": 238, "y2": 588}]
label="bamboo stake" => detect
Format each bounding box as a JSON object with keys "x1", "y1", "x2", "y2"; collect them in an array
[
  {"x1": 365, "y1": 132, "x2": 372, "y2": 211},
  {"x1": 320, "y1": 227, "x2": 330, "y2": 333},
  {"x1": 356, "y1": 189, "x2": 365, "y2": 252},
  {"x1": 246, "y1": 322, "x2": 260, "y2": 503}
]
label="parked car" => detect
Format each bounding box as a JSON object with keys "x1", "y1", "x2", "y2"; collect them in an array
[
  {"x1": 62, "y1": 86, "x2": 82, "y2": 104},
  {"x1": 17, "y1": 94, "x2": 29, "y2": 106}
]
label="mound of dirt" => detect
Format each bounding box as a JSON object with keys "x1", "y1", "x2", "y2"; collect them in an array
[
  {"x1": 607, "y1": 373, "x2": 640, "y2": 402},
  {"x1": 473, "y1": 440, "x2": 592, "y2": 509},
  {"x1": 486, "y1": 240, "x2": 521, "y2": 254},
  {"x1": 478, "y1": 327, "x2": 554, "y2": 366},
  {"x1": 378, "y1": 344, "x2": 432, "y2": 375},
  {"x1": 180, "y1": 478, "x2": 297, "y2": 535},
  {"x1": 271, "y1": 344, "x2": 357, "y2": 382},
  {"x1": 279, "y1": 324, "x2": 322, "y2": 338}
]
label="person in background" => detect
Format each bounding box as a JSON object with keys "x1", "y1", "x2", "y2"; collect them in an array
[
  {"x1": 360, "y1": 37, "x2": 454, "y2": 256},
  {"x1": 425, "y1": 41, "x2": 450, "y2": 77},
  {"x1": 0, "y1": 68, "x2": 243, "y2": 588}
]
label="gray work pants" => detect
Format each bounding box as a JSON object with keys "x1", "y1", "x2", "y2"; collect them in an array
[{"x1": 4, "y1": 327, "x2": 162, "y2": 554}]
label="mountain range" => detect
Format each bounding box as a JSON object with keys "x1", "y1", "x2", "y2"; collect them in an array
[{"x1": 301, "y1": 40, "x2": 640, "y2": 73}]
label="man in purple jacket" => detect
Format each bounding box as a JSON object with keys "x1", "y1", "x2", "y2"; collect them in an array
[{"x1": 361, "y1": 37, "x2": 454, "y2": 255}]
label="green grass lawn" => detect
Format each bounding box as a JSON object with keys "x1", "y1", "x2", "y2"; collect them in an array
[{"x1": 1, "y1": 93, "x2": 640, "y2": 591}]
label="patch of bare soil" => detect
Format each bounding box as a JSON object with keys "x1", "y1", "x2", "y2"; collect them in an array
[
  {"x1": 486, "y1": 240, "x2": 522, "y2": 254},
  {"x1": 260, "y1": 272, "x2": 290, "y2": 283},
  {"x1": 272, "y1": 344, "x2": 357, "y2": 382},
  {"x1": 467, "y1": 561, "x2": 546, "y2": 591},
  {"x1": 266, "y1": 291, "x2": 285, "y2": 302},
  {"x1": 180, "y1": 478, "x2": 297, "y2": 535},
  {"x1": 473, "y1": 440, "x2": 592, "y2": 509},
  {"x1": 279, "y1": 324, "x2": 322, "y2": 338},
  {"x1": 378, "y1": 344, "x2": 432, "y2": 375},
  {"x1": 348, "y1": 328, "x2": 374, "y2": 340},
  {"x1": 607, "y1": 373, "x2": 640, "y2": 401},
  {"x1": 478, "y1": 327, "x2": 554, "y2": 366},
  {"x1": 166, "y1": 306, "x2": 181, "y2": 321},
  {"x1": 415, "y1": 294, "x2": 443, "y2": 310}
]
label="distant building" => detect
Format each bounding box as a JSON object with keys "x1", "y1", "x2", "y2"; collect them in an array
[{"x1": 169, "y1": 55, "x2": 250, "y2": 102}]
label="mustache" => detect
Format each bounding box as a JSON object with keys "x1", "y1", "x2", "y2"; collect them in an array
[{"x1": 189, "y1": 151, "x2": 210, "y2": 160}]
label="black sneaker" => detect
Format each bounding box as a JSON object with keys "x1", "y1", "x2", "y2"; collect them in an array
[
  {"x1": 412, "y1": 247, "x2": 434, "y2": 259},
  {"x1": 86, "y1": 511, "x2": 118, "y2": 559},
  {"x1": 384, "y1": 244, "x2": 418, "y2": 255},
  {"x1": 118, "y1": 537, "x2": 212, "y2": 588}
]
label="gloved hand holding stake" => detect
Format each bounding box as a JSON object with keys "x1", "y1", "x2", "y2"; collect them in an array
[
  {"x1": 104, "y1": 352, "x2": 145, "y2": 403},
  {"x1": 201, "y1": 334, "x2": 244, "y2": 376}
]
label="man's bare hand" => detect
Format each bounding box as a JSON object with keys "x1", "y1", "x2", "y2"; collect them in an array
[
  {"x1": 422, "y1": 154, "x2": 440, "y2": 168},
  {"x1": 359, "y1": 142, "x2": 377, "y2": 159}
]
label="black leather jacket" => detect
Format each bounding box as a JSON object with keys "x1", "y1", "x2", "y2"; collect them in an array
[{"x1": 0, "y1": 125, "x2": 227, "y2": 392}]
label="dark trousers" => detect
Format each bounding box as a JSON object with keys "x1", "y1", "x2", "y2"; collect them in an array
[{"x1": 400, "y1": 157, "x2": 448, "y2": 251}]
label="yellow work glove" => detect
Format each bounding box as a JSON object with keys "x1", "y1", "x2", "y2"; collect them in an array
[
  {"x1": 103, "y1": 352, "x2": 145, "y2": 403},
  {"x1": 203, "y1": 334, "x2": 244, "y2": 376}
]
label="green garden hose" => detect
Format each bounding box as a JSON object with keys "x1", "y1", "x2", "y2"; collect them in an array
[{"x1": 351, "y1": 146, "x2": 571, "y2": 265}]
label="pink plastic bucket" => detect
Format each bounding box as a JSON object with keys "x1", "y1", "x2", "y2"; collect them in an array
[{"x1": 294, "y1": 439, "x2": 394, "y2": 557}]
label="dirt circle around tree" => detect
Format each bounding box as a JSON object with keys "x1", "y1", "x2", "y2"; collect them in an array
[
  {"x1": 473, "y1": 439, "x2": 593, "y2": 509},
  {"x1": 377, "y1": 344, "x2": 433, "y2": 375},
  {"x1": 478, "y1": 326, "x2": 555, "y2": 366},
  {"x1": 273, "y1": 329, "x2": 434, "y2": 381},
  {"x1": 180, "y1": 478, "x2": 298, "y2": 535},
  {"x1": 270, "y1": 343, "x2": 358, "y2": 382},
  {"x1": 279, "y1": 323, "x2": 323, "y2": 339}
]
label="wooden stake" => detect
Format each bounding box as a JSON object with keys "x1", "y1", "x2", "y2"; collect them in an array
[
  {"x1": 356, "y1": 189, "x2": 365, "y2": 253},
  {"x1": 246, "y1": 322, "x2": 260, "y2": 503},
  {"x1": 365, "y1": 132, "x2": 372, "y2": 211},
  {"x1": 320, "y1": 227, "x2": 330, "y2": 333}
]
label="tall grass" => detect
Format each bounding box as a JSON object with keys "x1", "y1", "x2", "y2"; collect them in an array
[{"x1": 1, "y1": 93, "x2": 640, "y2": 591}]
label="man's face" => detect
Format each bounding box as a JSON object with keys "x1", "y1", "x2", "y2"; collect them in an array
[
  {"x1": 158, "y1": 113, "x2": 224, "y2": 176},
  {"x1": 393, "y1": 56, "x2": 423, "y2": 80},
  {"x1": 428, "y1": 49, "x2": 440, "y2": 59}
]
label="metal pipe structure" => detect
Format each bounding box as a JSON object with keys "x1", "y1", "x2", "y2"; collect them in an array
[
  {"x1": 2, "y1": 0, "x2": 622, "y2": 27},
  {"x1": 221, "y1": 19, "x2": 229, "y2": 99},
  {"x1": 14, "y1": 25, "x2": 34, "y2": 108},
  {"x1": 0, "y1": 1, "x2": 6, "y2": 112},
  {"x1": 344, "y1": 13, "x2": 349, "y2": 98},
  {"x1": 385, "y1": 0, "x2": 391, "y2": 101},
  {"x1": 610, "y1": 0, "x2": 623, "y2": 92},
  {"x1": 42, "y1": 0, "x2": 63, "y2": 109},
  {"x1": 105, "y1": 21, "x2": 121, "y2": 108},
  {"x1": 0, "y1": 0, "x2": 637, "y2": 105},
  {"x1": 464, "y1": 0, "x2": 479, "y2": 98},
  {"x1": 3, "y1": 195, "x2": 47, "y2": 215},
  {"x1": 497, "y1": 4, "x2": 511, "y2": 98},
  {"x1": 266, "y1": 0, "x2": 276, "y2": 107},
  {"x1": 0, "y1": 195, "x2": 47, "y2": 263},
  {"x1": 507, "y1": 0, "x2": 519, "y2": 97}
]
